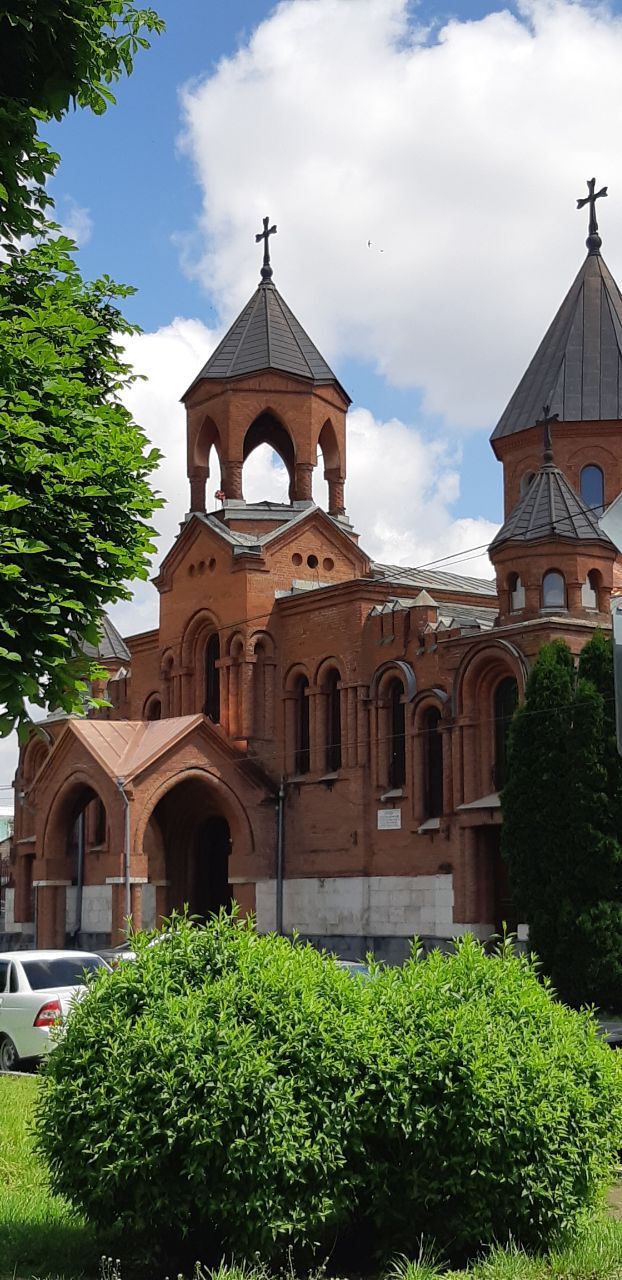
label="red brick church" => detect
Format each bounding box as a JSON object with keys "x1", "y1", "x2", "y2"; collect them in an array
[{"x1": 6, "y1": 196, "x2": 622, "y2": 957}]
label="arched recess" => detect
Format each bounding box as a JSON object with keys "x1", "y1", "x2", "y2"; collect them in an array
[
  {"x1": 160, "y1": 650, "x2": 175, "y2": 717},
  {"x1": 452, "y1": 641, "x2": 527, "y2": 802},
  {"x1": 138, "y1": 768, "x2": 255, "y2": 927},
  {"x1": 40, "y1": 773, "x2": 114, "y2": 944},
  {"x1": 412, "y1": 691, "x2": 448, "y2": 823},
  {"x1": 318, "y1": 419, "x2": 345, "y2": 514},
  {"x1": 243, "y1": 411, "x2": 296, "y2": 503},
  {"x1": 143, "y1": 693, "x2": 162, "y2": 721},
  {"x1": 189, "y1": 415, "x2": 222, "y2": 513},
  {"x1": 22, "y1": 736, "x2": 51, "y2": 787},
  {"x1": 250, "y1": 631, "x2": 276, "y2": 740},
  {"x1": 284, "y1": 664, "x2": 311, "y2": 775},
  {"x1": 314, "y1": 660, "x2": 343, "y2": 773},
  {"x1": 581, "y1": 567, "x2": 602, "y2": 610},
  {"x1": 180, "y1": 609, "x2": 221, "y2": 717}
]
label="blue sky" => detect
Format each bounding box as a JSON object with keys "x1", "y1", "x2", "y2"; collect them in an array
[{"x1": 2, "y1": 0, "x2": 622, "y2": 791}]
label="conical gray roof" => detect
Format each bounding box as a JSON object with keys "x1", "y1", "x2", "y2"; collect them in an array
[
  {"x1": 490, "y1": 456, "x2": 613, "y2": 551},
  {"x1": 492, "y1": 251, "x2": 622, "y2": 441},
  {"x1": 186, "y1": 282, "x2": 349, "y2": 401},
  {"x1": 80, "y1": 614, "x2": 131, "y2": 663}
]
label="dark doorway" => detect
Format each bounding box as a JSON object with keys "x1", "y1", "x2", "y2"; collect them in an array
[
  {"x1": 483, "y1": 826, "x2": 518, "y2": 934},
  {"x1": 191, "y1": 815, "x2": 232, "y2": 920}
]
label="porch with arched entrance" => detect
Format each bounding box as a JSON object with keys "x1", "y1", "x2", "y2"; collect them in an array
[{"x1": 141, "y1": 770, "x2": 254, "y2": 929}]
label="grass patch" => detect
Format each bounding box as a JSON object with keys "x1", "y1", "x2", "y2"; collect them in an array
[
  {"x1": 0, "y1": 1073, "x2": 100, "y2": 1279},
  {"x1": 388, "y1": 1215, "x2": 622, "y2": 1278}
]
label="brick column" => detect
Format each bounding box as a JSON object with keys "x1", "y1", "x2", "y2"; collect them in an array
[
  {"x1": 326, "y1": 473, "x2": 345, "y2": 515},
  {"x1": 308, "y1": 688, "x2": 322, "y2": 772},
  {"x1": 294, "y1": 462, "x2": 313, "y2": 501},
  {"x1": 357, "y1": 687, "x2": 369, "y2": 767},
  {"x1": 224, "y1": 460, "x2": 243, "y2": 500},
  {"x1": 130, "y1": 883, "x2": 143, "y2": 932},
  {"x1": 189, "y1": 472, "x2": 207, "y2": 513},
  {"x1": 35, "y1": 882, "x2": 70, "y2": 948}
]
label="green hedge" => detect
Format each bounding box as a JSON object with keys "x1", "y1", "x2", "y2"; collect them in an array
[{"x1": 35, "y1": 916, "x2": 622, "y2": 1268}]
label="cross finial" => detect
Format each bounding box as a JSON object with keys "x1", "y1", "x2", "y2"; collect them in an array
[
  {"x1": 255, "y1": 215, "x2": 277, "y2": 282},
  {"x1": 577, "y1": 178, "x2": 607, "y2": 254},
  {"x1": 536, "y1": 405, "x2": 558, "y2": 462}
]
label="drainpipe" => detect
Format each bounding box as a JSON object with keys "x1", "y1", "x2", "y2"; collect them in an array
[
  {"x1": 73, "y1": 809, "x2": 85, "y2": 942},
  {"x1": 116, "y1": 777, "x2": 131, "y2": 931},
  {"x1": 276, "y1": 778, "x2": 285, "y2": 935}
]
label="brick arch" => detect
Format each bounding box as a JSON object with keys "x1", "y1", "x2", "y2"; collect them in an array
[
  {"x1": 369, "y1": 659, "x2": 417, "y2": 702},
  {"x1": 313, "y1": 655, "x2": 344, "y2": 687},
  {"x1": 452, "y1": 640, "x2": 527, "y2": 720},
  {"x1": 189, "y1": 415, "x2": 222, "y2": 511},
  {"x1": 180, "y1": 608, "x2": 220, "y2": 669},
  {"x1": 249, "y1": 629, "x2": 275, "y2": 658},
  {"x1": 318, "y1": 418, "x2": 345, "y2": 514},
  {"x1": 22, "y1": 735, "x2": 51, "y2": 786},
  {"x1": 283, "y1": 661, "x2": 311, "y2": 692},
  {"x1": 39, "y1": 768, "x2": 115, "y2": 865},
  {"x1": 242, "y1": 409, "x2": 296, "y2": 502},
  {"x1": 136, "y1": 765, "x2": 255, "y2": 867}
]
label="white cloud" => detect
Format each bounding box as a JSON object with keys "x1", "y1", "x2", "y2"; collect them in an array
[
  {"x1": 58, "y1": 196, "x2": 93, "y2": 247},
  {"x1": 177, "y1": 0, "x2": 622, "y2": 428}
]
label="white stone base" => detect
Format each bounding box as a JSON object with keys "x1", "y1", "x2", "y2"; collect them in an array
[
  {"x1": 256, "y1": 875, "x2": 462, "y2": 937},
  {"x1": 66, "y1": 885, "x2": 112, "y2": 935}
]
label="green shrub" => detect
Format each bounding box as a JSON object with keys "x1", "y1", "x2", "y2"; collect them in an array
[{"x1": 35, "y1": 917, "x2": 622, "y2": 1270}]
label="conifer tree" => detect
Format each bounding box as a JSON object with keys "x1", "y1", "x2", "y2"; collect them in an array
[{"x1": 501, "y1": 640, "x2": 574, "y2": 982}]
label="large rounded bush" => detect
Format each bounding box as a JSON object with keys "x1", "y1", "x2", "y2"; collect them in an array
[{"x1": 35, "y1": 917, "x2": 622, "y2": 1268}]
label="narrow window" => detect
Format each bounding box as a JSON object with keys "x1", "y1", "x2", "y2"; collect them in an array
[
  {"x1": 388, "y1": 678, "x2": 406, "y2": 789},
  {"x1": 145, "y1": 695, "x2": 161, "y2": 721},
  {"x1": 94, "y1": 800, "x2": 106, "y2": 846},
  {"x1": 204, "y1": 633, "x2": 220, "y2": 722},
  {"x1": 325, "y1": 669, "x2": 342, "y2": 772},
  {"x1": 253, "y1": 643, "x2": 266, "y2": 737},
  {"x1": 424, "y1": 707, "x2": 443, "y2": 818},
  {"x1": 542, "y1": 570, "x2": 566, "y2": 609},
  {"x1": 494, "y1": 676, "x2": 518, "y2": 790},
  {"x1": 294, "y1": 676, "x2": 310, "y2": 774},
  {"x1": 580, "y1": 465, "x2": 605, "y2": 516},
  {"x1": 581, "y1": 570, "x2": 599, "y2": 609},
  {"x1": 520, "y1": 471, "x2": 535, "y2": 496},
  {"x1": 508, "y1": 573, "x2": 525, "y2": 612}
]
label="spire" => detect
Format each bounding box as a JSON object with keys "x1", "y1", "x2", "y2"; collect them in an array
[
  {"x1": 255, "y1": 214, "x2": 277, "y2": 283},
  {"x1": 577, "y1": 177, "x2": 607, "y2": 255},
  {"x1": 492, "y1": 203, "x2": 622, "y2": 440}
]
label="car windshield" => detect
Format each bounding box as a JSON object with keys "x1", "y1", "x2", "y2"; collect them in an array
[{"x1": 20, "y1": 956, "x2": 106, "y2": 990}]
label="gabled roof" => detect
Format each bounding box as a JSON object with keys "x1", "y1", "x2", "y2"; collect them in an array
[
  {"x1": 371, "y1": 562, "x2": 496, "y2": 598},
  {"x1": 185, "y1": 282, "x2": 350, "y2": 401},
  {"x1": 492, "y1": 250, "x2": 622, "y2": 441},
  {"x1": 490, "y1": 450, "x2": 613, "y2": 551}
]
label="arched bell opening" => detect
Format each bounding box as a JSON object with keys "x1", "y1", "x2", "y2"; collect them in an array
[{"x1": 242, "y1": 412, "x2": 295, "y2": 503}]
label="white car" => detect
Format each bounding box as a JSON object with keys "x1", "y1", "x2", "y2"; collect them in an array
[{"x1": 0, "y1": 950, "x2": 110, "y2": 1071}]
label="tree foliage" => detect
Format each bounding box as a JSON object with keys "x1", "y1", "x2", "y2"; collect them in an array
[
  {"x1": 36, "y1": 915, "x2": 622, "y2": 1270},
  {"x1": 0, "y1": 238, "x2": 162, "y2": 734},
  {"x1": 0, "y1": 2, "x2": 164, "y2": 240},
  {"x1": 502, "y1": 633, "x2": 622, "y2": 1007},
  {"x1": 0, "y1": 2, "x2": 164, "y2": 734}
]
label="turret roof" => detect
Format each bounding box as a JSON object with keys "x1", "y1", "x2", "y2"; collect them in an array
[
  {"x1": 185, "y1": 281, "x2": 349, "y2": 401},
  {"x1": 490, "y1": 446, "x2": 613, "y2": 551},
  {"x1": 492, "y1": 250, "x2": 622, "y2": 441}
]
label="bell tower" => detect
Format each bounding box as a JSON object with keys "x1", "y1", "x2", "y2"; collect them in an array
[{"x1": 182, "y1": 219, "x2": 350, "y2": 523}]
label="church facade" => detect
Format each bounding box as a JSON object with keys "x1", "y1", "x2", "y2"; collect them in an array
[{"x1": 6, "y1": 202, "x2": 622, "y2": 957}]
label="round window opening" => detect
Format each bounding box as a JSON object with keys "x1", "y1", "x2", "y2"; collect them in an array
[
  {"x1": 208, "y1": 557, "x2": 216, "y2": 572},
  {"x1": 323, "y1": 557, "x2": 334, "y2": 572},
  {"x1": 307, "y1": 554, "x2": 319, "y2": 569},
  {"x1": 292, "y1": 552, "x2": 303, "y2": 567}
]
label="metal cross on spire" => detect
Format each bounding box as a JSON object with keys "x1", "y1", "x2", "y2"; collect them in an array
[
  {"x1": 536, "y1": 404, "x2": 559, "y2": 463},
  {"x1": 256, "y1": 215, "x2": 277, "y2": 282},
  {"x1": 577, "y1": 177, "x2": 608, "y2": 254}
]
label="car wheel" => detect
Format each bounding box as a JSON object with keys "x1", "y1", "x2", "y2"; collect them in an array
[{"x1": 0, "y1": 1035, "x2": 19, "y2": 1072}]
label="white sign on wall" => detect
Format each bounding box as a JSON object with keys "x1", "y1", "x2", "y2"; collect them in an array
[{"x1": 377, "y1": 809, "x2": 401, "y2": 830}]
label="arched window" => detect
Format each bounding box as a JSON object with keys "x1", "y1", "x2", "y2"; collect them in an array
[
  {"x1": 580, "y1": 465, "x2": 605, "y2": 516},
  {"x1": 94, "y1": 800, "x2": 106, "y2": 846},
  {"x1": 508, "y1": 573, "x2": 525, "y2": 612},
  {"x1": 494, "y1": 676, "x2": 518, "y2": 790},
  {"x1": 542, "y1": 570, "x2": 566, "y2": 609},
  {"x1": 423, "y1": 707, "x2": 443, "y2": 818},
  {"x1": 144, "y1": 695, "x2": 161, "y2": 721},
  {"x1": 204, "y1": 633, "x2": 220, "y2": 722},
  {"x1": 581, "y1": 569, "x2": 600, "y2": 609},
  {"x1": 294, "y1": 675, "x2": 310, "y2": 774},
  {"x1": 520, "y1": 471, "x2": 535, "y2": 496},
  {"x1": 388, "y1": 678, "x2": 406, "y2": 789},
  {"x1": 253, "y1": 642, "x2": 266, "y2": 737},
  {"x1": 324, "y1": 669, "x2": 342, "y2": 772}
]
